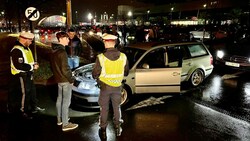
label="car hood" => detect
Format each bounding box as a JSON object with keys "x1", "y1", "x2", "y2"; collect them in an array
[{"x1": 73, "y1": 63, "x2": 95, "y2": 81}]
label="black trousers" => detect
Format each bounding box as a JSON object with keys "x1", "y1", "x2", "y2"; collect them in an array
[{"x1": 8, "y1": 73, "x2": 37, "y2": 113}]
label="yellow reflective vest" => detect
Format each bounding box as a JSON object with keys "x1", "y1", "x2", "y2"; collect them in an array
[
  {"x1": 10, "y1": 45, "x2": 35, "y2": 75},
  {"x1": 98, "y1": 53, "x2": 127, "y2": 87}
]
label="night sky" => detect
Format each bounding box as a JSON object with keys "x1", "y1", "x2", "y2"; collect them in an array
[{"x1": 0, "y1": 0, "x2": 188, "y2": 22}]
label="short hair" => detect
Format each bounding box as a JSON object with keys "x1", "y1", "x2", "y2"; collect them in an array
[
  {"x1": 68, "y1": 28, "x2": 75, "y2": 32},
  {"x1": 56, "y1": 31, "x2": 69, "y2": 41}
]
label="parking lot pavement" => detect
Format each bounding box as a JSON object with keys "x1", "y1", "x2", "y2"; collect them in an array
[{"x1": 1, "y1": 84, "x2": 250, "y2": 141}]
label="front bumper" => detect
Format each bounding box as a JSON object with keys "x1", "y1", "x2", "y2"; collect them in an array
[
  {"x1": 215, "y1": 58, "x2": 250, "y2": 71},
  {"x1": 72, "y1": 86, "x2": 100, "y2": 108}
]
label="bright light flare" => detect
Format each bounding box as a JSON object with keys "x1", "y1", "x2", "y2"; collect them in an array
[{"x1": 217, "y1": 50, "x2": 224, "y2": 59}]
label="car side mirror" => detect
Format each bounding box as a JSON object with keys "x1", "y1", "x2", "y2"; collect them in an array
[{"x1": 142, "y1": 63, "x2": 149, "y2": 69}]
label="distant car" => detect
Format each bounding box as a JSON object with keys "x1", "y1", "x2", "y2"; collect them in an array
[
  {"x1": 38, "y1": 27, "x2": 61, "y2": 35},
  {"x1": 190, "y1": 28, "x2": 211, "y2": 41},
  {"x1": 213, "y1": 30, "x2": 227, "y2": 40},
  {"x1": 71, "y1": 42, "x2": 214, "y2": 108},
  {"x1": 215, "y1": 30, "x2": 250, "y2": 70}
]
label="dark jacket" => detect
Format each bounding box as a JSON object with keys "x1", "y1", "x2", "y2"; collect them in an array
[
  {"x1": 65, "y1": 35, "x2": 82, "y2": 57},
  {"x1": 92, "y1": 48, "x2": 129, "y2": 89},
  {"x1": 50, "y1": 43, "x2": 74, "y2": 83},
  {"x1": 10, "y1": 41, "x2": 33, "y2": 74}
]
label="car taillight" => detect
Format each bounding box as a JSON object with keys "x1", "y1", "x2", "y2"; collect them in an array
[{"x1": 210, "y1": 56, "x2": 213, "y2": 65}]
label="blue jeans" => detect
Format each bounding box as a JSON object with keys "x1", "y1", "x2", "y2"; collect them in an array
[
  {"x1": 56, "y1": 82, "x2": 72, "y2": 126},
  {"x1": 68, "y1": 56, "x2": 79, "y2": 69}
]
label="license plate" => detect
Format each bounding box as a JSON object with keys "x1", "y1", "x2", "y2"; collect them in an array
[{"x1": 225, "y1": 62, "x2": 240, "y2": 67}]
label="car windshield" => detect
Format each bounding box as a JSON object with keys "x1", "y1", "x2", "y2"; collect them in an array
[{"x1": 120, "y1": 47, "x2": 146, "y2": 69}]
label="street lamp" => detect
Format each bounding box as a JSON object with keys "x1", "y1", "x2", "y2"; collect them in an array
[
  {"x1": 170, "y1": 7, "x2": 174, "y2": 21},
  {"x1": 87, "y1": 13, "x2": 93, "y2": 25},
  {"x1": 127, "y1": 11, "x2": 132, "y2": 17},
  {"x1": 127, "y1": 11, "x2": 133, "y2": 25},
  {"x1": 147, "y1": 10, "x2": 150, "y2": 21},
  {"x1": 75, "y1": 11, "x2": 78, "y2": 24},
  {"x1": 203, "y1": 4, "x2": 207, "y2": 8},
  {"x1": 203, "y1": 4, "x2": 207, "y2": 25}
]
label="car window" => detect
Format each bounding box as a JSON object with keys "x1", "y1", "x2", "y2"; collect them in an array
[
  {"x1": 166, "y1": 46, "x2": 182, "y2": 68},
  {"x1": 121, "y1": 47, "x2": 145, "y2": 69},
  {"x1": 187, "y1": 44, "x2": 208, "y2": 57},
  {"x1": 137, "y1": 47, "x2": 166, "y2": 69}
]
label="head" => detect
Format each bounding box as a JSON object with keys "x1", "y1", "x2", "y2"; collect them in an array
[
  {"x1": 19, "y1": 32, "x2": 34, "y2": 47},
  {"x1": 56, "y1": 31, "x2": 69, "y2": 46},
  {"x1": 102, "y1": 33, "x2": 117, "y2": 48},
  {"x1": 67, "y1": 28, "x2": 76, "y2": 39}
]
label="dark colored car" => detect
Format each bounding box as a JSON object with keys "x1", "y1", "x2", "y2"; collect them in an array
[{"x1": 215, "y1": 28, "x2": 250, "y2": 70}]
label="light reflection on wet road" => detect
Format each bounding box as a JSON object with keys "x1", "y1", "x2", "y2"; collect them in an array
[
  {"x1": 186, "y1": 69, "x2": 250, "y2": 123},
  {"x1": 1, "y1": 38, "x2": 250, "y2": 140}
]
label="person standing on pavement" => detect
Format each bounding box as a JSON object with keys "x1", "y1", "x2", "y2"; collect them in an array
[
  {"x1": 111, "y1": 24, "x2": 120, "y2": 48},
  {"x1": 9, "y1": 31, "x2": 45, "y2": 119},
  {"x1": 92, "y1": 33, "x2": 129, "y2": 140},
  {"x1": 66, "y1": 28, "x2": 82, "y2": 70},
  {"x1": 50, "y1": 31, "x2": 78, "y2": 131}
]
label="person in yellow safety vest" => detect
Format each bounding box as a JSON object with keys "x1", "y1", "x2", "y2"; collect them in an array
[
  {"x1": 92, "y1": 33, "x2": 129, "y2": 140},
  {"x1": 8, "y1": 31, "x2": 45, "y2": 120}
]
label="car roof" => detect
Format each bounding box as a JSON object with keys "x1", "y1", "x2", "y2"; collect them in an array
[{"x1": 126, "y1": 41, "x2": 202, "y2": 51}]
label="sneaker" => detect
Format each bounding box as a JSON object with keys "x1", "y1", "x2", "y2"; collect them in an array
[
  {"x1": 22, "y1": 112, "x2": 33, "y2": 120},
  {"x1": 98, "y1": 128, "x2": 107, "y2": 140},
  {"x1": 32, "y1": 106, "x2": 45, "y2": 113},
  {"x1": 57, "y1": 118, "x2": 70, "y2": 126},
  {"x1": 115, "y1": 125, "x2": 122, "y2": 136},
  {"x1": 62, "y1": 122, "x2": 78, "y2": 131}
]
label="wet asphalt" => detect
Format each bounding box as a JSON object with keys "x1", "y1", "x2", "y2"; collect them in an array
[
  {"x1": 0, "y1": 75, "x2": 250, "y2": 141},
  {"x1": 0, "y1": 40, "x2": 250, "y2": 141}
]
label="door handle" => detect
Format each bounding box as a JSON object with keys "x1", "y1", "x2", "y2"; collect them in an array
[{"x1": 173, "y1": 72, "x2": 180, "y2": 76}]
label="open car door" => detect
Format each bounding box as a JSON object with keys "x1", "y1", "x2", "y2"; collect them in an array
[{"x1": 134, "y1": 46, "x2": 182, "y2": 94}]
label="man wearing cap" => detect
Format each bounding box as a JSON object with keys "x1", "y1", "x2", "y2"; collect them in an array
[
  {"x1": 92, "y1": 33, "x2": 129, "y2": 140},
  {"x1": 9, "y1": 31, "x2": 45, "y2": 119}
]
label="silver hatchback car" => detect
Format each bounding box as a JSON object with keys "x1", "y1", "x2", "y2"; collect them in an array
[{"x1": 72, "y1": 42, "x2": 214, "y2": 108}]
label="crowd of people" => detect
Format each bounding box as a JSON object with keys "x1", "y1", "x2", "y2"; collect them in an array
[{"x1": 8, "y1": 27, "x2": 129, "y2": 140}]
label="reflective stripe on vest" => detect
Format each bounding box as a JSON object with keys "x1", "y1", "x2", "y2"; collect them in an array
[
  {"x1": 98, "y1": 53, "x2": 126, "y2": 87},
  {"x1": 10, "y1": 45, "x2": 34, "y2": 75}
]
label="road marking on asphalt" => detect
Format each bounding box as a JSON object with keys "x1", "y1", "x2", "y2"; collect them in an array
[
  {"x1": 126, "y1": 96, "x2": 172, "y2": 111},
  {"x1": 221, "y1": 71, "x2": 245, "y2": 80}
]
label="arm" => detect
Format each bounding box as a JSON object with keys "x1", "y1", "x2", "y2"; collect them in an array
[
  {"x1": 76, "y1": 38, "x2": 83, "y2": 56},
  {"x1": 124, "y1": 58, "x2": 129, "y2": 77},
  {"x1": 11, "y1": 48, "x2": 32, "y2": 72},
  {"x1": 59, "y1": 51, "x2": 74, "y2": 83},
  {"x1": 92, "y1": 57, "x2": 102, "y2": 80}
]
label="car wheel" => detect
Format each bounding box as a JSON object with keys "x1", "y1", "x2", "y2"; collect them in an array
[
  {"x1": 121, "y1": 87, "x2": 128, "y2": 106},
  {"x1": 121, "y1": 85, "x2": 131, "y2": 106},
  {"x1": 189, "y1": 69, "x2": 204, "y2": 86}
]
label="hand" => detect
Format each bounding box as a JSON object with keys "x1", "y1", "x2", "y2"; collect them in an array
[{"x1": 33, "y1": 62, "x2": 39, "y2": 70}]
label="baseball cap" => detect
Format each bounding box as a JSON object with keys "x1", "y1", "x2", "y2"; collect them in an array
[
  {"x1": 102, "y1": 33, "x2": 118, "y2": 40},
  {"x1": 19, "y1": 31, "x2": 34, "y2": 40}
]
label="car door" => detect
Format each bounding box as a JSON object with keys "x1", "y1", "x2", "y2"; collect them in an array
[{"x1": 134, "y1": 46, "x2": 182, "y2": 94}]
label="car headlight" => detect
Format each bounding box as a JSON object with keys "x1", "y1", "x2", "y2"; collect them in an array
[
  {"x1": 217, "y1": 50, "x2": 224, "y2": 59},
  {"x1": 77, "y1": 81, "x2": 97, "y2": 90},
  {"x1": 248, "y1": 57, "x2": 250, "y2": 63}
]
